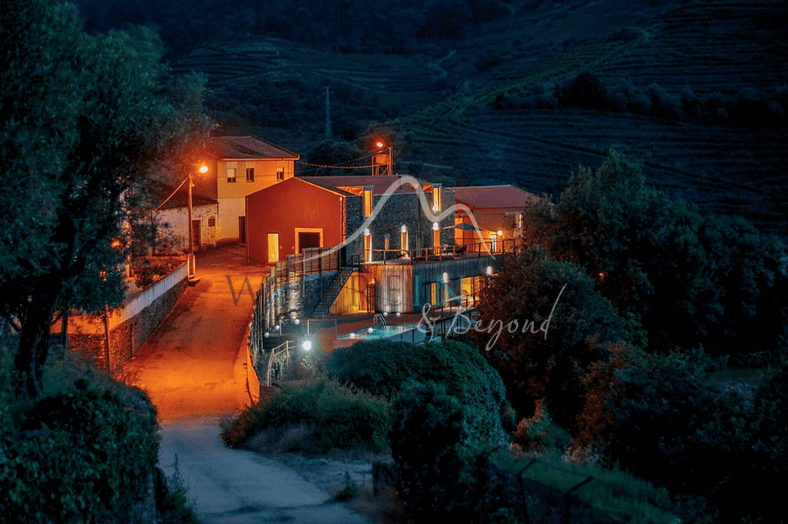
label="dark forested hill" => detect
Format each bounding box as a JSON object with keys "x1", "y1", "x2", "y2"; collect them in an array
[{"x1": 70, "y1": 0, "x2": 788, "y2": 237}]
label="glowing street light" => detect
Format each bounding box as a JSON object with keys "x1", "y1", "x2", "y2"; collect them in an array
[
  {"x1": 373, "y1": 141, "x2": 393, "y2": 176},
  {"x1": 187, "y1": 163, "x2": 208, "y2": 282},
  {"x1": 302, "y1": 340, "x2": 312, "y2": 352}
]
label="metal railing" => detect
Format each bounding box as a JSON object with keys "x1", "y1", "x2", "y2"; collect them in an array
[
  {"x1": 262, "y1": 340, "x2": 296, "y2": 385},
  {"x1": 371, "y1": 239, "x2": 517, "y2": 265}
]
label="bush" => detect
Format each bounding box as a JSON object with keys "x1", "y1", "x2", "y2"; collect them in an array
[
  {"x1": 221, "y1": 380, "x2": 390, "y2": 453},
  {"x1": 327, "y1": 339, "x2": 512, "y2": 444},
  {"x1": 389, "y1": 381, "x2": 522, "y2": 523},
  {"x1": 0, "y1": 380, "x2": 159, "y2": 523},
  {"x1": 555, "y1": 71, "x2": 611, "y2": 110}
]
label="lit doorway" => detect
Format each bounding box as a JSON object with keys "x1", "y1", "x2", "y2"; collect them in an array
[{"x1": 267, "y1": 233, "x2": 279, "y2": 263}]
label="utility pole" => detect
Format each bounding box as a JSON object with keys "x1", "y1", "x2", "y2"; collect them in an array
[{"x1": 325, "y1": 86, "x2": 332, "y2": 141}]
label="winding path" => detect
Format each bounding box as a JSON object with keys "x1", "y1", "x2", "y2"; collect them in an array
[{"x1": 121, "y1": 247, "x2": 370, "y2": 523}]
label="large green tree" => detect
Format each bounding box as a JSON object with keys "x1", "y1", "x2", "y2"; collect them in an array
[
  {"x1": 470, "y1": 245, "x2": 634, "y2": 429},
  {"x1": 522, "y1": 151, "x2": 787, "y2": 357},
  {"x1": 0, "y1": 0, "x2": 209, "y2": 397}
]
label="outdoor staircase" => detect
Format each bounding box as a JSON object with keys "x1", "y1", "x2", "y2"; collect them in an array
[{"x1": 311, "y1": 265, "x2": 355, "y2": 318}]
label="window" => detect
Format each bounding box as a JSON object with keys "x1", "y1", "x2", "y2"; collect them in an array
[
  {"x1": 363, "y1": 187, "x2": 373, "y2": 218},
  {"x1": 400, "y1": 226, "x2": 409, "y2": 255},
  {"x1": 364, "y1": 229, "x2": 372, "y2": 263},
  {"x1": 208, "y1": 217, "x2": 216, "y2": 227},
  {"x1": 246, "y1": 167, "x2": 255, "y2": 182},
  {"x1": 227, "y1": 167, "x2": 236, "y2": 183},
  {"x1": 490, "y1": 233, "x2": 498, "y2": 253},
  {"x1": 432, "y1": 185, "x2": 442, "y2": 212},
  {"x1": 276, "y1": 168, "x2": 285, "y2": 181}
]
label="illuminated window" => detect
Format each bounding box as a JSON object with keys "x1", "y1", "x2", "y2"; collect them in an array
[
  {"x1": 490, "y1": 233, "x2": 498, "y2": 253},
  {"x1": 433, "y1": 222, "x2": 440, "y2": 253},
  {"x1": 363, "y1": 187, "x2": 373, "y2": 218},
  {"x1": 226, "y1": 167, "x2": 236, "y2": 183},
  {"x1": 246, "y1": 167, "x2": 255, "y2": 182},
  {"x1": 400, "y1": 226, "x2": 409, "y2": 254},
  {"x1": 276, "y1": 168, "x2": 285, "y2": 181},
  {"x1": 433, "y1": 185, "x2": 441, "y2": 211},
  {"x1": 364, "y1": 229, "x2": 372, "y2": 263},
  {"x1": 517, "y1": 213, "x2": 523, "y2": 229}
]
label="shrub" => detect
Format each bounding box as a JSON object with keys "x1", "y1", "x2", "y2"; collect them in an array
[
  {"x1": 555, "y1": 71, "x2": 611, "y2": 110},
  {"x1": 327, "y1": 339, "x2": 512, "y2": 444},
  {"x1": 0, "y1": 380, "x2": 159, "y2": 523},
  {"x1": 389, "y1": 381, "x2": 522, "y2": 523},
  {"x1": 221, "y1": 380, "x2": 390, "y2": 453},
  {"x1": 647, "y1": 83, "x2": 682, "y2": 119}
]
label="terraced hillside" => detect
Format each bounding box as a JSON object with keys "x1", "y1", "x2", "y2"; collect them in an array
[
  {"x1": 171, "y1": 37, "x2": 446, "y2": 150},
  {"x1": 395, "y1": 0, "x2": 788, "y2": 238},
  {"x1": 171, "y1": 0, "x2": 787, "y2": 238}
]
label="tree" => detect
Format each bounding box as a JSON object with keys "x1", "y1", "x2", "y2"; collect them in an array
[
  {"x1": 0, "y1": 0, "x2": 209, "y2": 398},
  {"x1": 605, "y1": 350, "x2": 788, "y2": 523},
  {"x1": 470, "y1": 245, "x2": 634, "y2": 430},
  {"x1": 523, "y1": 151, "x2": 787, "y2": 357}
]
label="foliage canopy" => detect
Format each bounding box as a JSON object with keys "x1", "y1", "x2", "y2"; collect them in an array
[{"x1": 0, "y1": 0, "x2": 209, "y2": 397}]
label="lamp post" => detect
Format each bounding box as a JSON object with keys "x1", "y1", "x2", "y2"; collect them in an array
[
  {"x1": 187, "y1": 164, "x2": 208, "y2": 282},
  {"x1": 375, "y1": 141, "x2": 393, "y2": 176}
]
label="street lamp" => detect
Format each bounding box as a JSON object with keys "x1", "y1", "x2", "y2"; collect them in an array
[
  {"x1": 374, "y1": 141, "x2": 393, "y2": 176},
  {"x1": 187, "y1": 164, "x2": 208, "y2": 283}
]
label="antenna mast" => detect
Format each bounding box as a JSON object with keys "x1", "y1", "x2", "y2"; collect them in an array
[{"x1": 325, "y1": 86, "x2": 332, "y2": 141}]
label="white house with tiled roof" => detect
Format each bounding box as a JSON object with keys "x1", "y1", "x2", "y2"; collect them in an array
[
  {"x1": 449, "y1": 185, "x2": 537, "y2": 246},
  {"x1": 193, "y1": 135, "x2": 300, "y2": 244}
]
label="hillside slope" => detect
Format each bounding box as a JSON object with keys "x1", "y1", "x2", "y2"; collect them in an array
[{"x1": 169, "y1": 0, "x2": 787, "y2": 237}]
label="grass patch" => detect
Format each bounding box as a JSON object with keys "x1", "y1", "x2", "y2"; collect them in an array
[
  {"x1": 221, "y1": 380, "x2": 390, "y2": 454},
  {"x1": 496, "y1": 452, "x2": 680, "y2": 524},
  {"x1": 333, "y1": 472, "x2": 361, "y2": 501}
]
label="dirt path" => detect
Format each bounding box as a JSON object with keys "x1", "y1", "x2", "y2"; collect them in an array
[
  {"x1": 160, "y1": 417, "x2": 371, "y2": 524},
  {"x1": 121, "y1": 246, "x2": 371, "y2": 523}
]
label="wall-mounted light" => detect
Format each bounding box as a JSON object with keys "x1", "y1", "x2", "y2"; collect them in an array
[
  {"x1": 432, "y1": 222, "x2": 439, "y2": 231},
  {"x1": 199, "y1": 164, "x2": 209, "y2": 174},
  {"x1": 486, "y1": 266, "x2": 493, "y2": 275},
  {"x1": 302, "y1": 340, "x2": 312, "y2": 351},
  {"x1": 364, "y1": 228, "x2": 371, "y2": 236},
  {"x1": 401, "y1": 225, "x2": 407, "y2": 233},
  {"x1": 497, "y1": 230, "x2": 503, "y2": 237},
  {"x1": 442, "y1": 272, "x2": 449, "y2": 283}
]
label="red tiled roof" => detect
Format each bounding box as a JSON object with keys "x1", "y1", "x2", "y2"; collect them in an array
[
  {"x1": 300, "y1": 175, "x2": 436, "y2": 196},
  {"x1": 449, "y1": 185, "x2": 537, "y2": 209},
  {"x1": 209, "y1": 136, "x2": 299, "y2": 160}
]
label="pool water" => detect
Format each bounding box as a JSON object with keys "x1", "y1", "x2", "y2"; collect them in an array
[{"x1": 338, "y1": 324, "x2": 420, "y2": 340}]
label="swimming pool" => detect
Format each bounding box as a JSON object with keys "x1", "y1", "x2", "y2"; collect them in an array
[{"x1": 338, "y1": 324, "x2": 421, "y2": 341}]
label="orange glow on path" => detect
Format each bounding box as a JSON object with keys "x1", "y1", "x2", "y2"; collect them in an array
[{"x1": 119, "y1": 246, "x2": 269, "y2": 422}]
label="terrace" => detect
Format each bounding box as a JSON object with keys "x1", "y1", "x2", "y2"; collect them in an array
[{"x1": 246, "y1": 239, "x2": 516, "y2": 383}]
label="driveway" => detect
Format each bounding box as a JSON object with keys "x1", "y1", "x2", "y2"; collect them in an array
[
  {"x1": 121, "y1": 246, "x2": 372, "y2": 523},
  {"x1": 121, "y1": 246, "x2": 267, "y2": 421}
]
